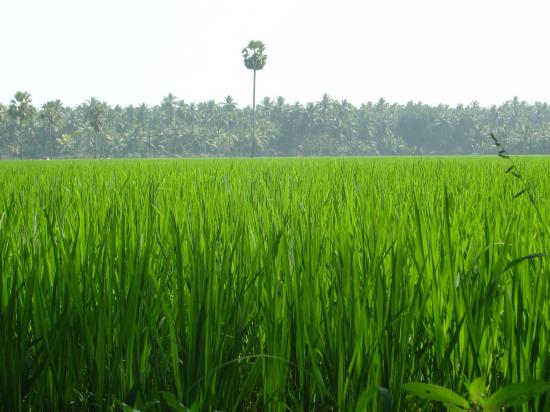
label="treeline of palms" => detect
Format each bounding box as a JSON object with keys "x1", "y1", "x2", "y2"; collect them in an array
[{"x1": 1, "y1": 92, "x2": 550, "y2": 159}]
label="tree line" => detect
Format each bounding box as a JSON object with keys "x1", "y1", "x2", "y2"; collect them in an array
[{"x1": 1, "y1": 92, "x2": 549, "y2": 159}]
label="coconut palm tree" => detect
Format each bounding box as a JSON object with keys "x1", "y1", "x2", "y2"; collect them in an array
[
  {"x1": 0, "y1": 104, "x2": 6, "y2": 124},
  {"x1": 242, "y1": 40, "x2": 267, "y2": 157},
  {"x1": 86, "y1": 97, "x2": 106, "y2": 158},
  {"x1": 41, "y1": 100, "x2": 64, "y2": 159},
  {"x1": 160, "y1": 94, "x2": 179, "y2": 154},
  {"x1": 0, "y1": 104, "x2": 6, "y2": 157},
  {"x1": 135, "y1": 104, "x2": 152, "y2": 157},
  {"x1": 217, "y1": 96, "x2": 237, "y2": 155},
  {"x1": 9, "y1": 91, "x2": 34, "y2": 160}
]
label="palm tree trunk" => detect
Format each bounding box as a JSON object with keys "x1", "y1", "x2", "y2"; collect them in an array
[{"x1": 250, "y1": 69, "x2": 256, "y2": 157}]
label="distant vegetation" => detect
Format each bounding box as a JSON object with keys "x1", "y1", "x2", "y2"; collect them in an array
[
  {"x1": 1, "y1": 158, "x2": 548, "y2": 410},
  {"x1": 1, "y1": 93, "x2": 550, "y2": 159}
]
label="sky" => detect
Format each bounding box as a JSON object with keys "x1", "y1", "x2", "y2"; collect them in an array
[{"x1": 1, "y1": 0, "x2": 549, "y2": 108}]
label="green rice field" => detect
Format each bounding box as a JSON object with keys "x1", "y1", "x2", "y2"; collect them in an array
[{"x1": 0, "y1": 157, "x2": 549, "y2": 411}]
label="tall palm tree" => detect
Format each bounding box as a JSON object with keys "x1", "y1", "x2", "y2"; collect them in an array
[
  {"x1": 242, "y1": 40, "x2": 267, "y2": 157},
  {"x1": 41, "y1": 100, "x2": 64, "y2": 159},
  {"x1": 86, "y1": 97, "x2": 106, "y2": 158},
  {"x1": 9, "y1": 91, "x2": 34, "y2": 160}
]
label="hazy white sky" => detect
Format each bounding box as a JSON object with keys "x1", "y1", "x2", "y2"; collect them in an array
[{"x1": 1, "y1": 0, "x2": 549, "y2": 108}]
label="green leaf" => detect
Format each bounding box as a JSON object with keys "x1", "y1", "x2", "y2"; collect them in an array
[
  {"x1": 354, "y1": 386, "x2": 378, "y2": 412},
  {"x1": 467, "y1": 377, "x2": 486, "y2": 404},
  {"x1": 483, "y1": 381, "x2": 549, "y2": 410},
  {"x1": 503, "y1": 253, "x2": 545, "y2": 272},
  {"x1": 160, "y1": 391, "x2": 189, "y2": 412},
  {"x1": 404, "y1": 382, "x2": 469, "y2": 409}
]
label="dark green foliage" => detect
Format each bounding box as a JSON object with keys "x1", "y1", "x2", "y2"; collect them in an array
[
  {"x1": 242, "y1": 40, "x2": 267, "y2": 71},
  {"x1": 2, "y1": 93, "x2": 550, "y2": 158}
]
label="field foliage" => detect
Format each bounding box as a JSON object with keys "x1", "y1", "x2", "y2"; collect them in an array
[{"x1": 0, "y1": 157, "x2": 548, "y2": 411}]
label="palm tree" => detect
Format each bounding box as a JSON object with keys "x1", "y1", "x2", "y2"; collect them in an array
[
  {"x1": 218, "y1": 96, "x2": 237, "y2": 156},
  {"x1": 86, "y1": 97, "x2": 106, "y2": 158},
  {"x1": 136, "y1": 104, "x2": 152, "y2": 157},
  {"x1": 41, "y1": 100, "x2": 64, "y2": 159},
  {"x1": 161, "y1": 94, "x2": 179, "y2": 154},
  {"x1": 0, "y1": 104, "x2": 6, "y2": 124},
  {"x1": 315, "y1": 94, "x2": 335, "y2": 155},
  {"x1": 242, "y1": 40, "x2": 267, "y2": 157},
  {"x1": 9, "y1": 91, "x2": 34, "y2": 160},
  {"x1": 0, "y1": 104, "x2": 6, "y2": 157}
]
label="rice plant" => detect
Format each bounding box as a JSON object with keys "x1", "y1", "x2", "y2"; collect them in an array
[{"x1": 0, "y1": 157, "x2": 548, "y2": 411}]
